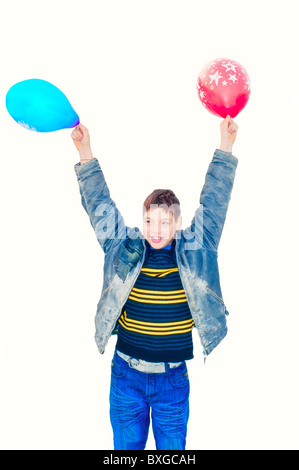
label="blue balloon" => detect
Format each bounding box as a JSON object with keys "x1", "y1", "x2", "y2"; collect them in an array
[{"x1": 6, "y1": 79, "x2": 80, "y2": 132}]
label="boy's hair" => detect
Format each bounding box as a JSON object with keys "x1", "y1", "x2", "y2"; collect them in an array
[{"x1": 143, "y1": 189, "x2": 181, "y2": 220}]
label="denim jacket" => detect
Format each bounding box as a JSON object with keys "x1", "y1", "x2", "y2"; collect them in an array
[{"x1": 74, "y1": 149, "x2": 238, "y2": 357}]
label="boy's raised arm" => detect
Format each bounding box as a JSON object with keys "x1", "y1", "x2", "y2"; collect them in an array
[
  {"x1": 72, "y1": 124, "x2": 127, "y2": 253},
  {"x1": 184, "y1": 116, "x2": 239, "y2": 251}
]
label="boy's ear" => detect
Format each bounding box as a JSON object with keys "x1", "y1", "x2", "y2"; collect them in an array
[{"x1": 176, "y1": 215, "x2": 182, "y2": 231}]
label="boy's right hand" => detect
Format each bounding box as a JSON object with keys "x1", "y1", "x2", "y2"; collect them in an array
[
  {"x1": 71, "y1": 123, "x2": 94, "y2": 162},
  {"x1": 219, "y1": 115, "x2": 238, "y2": 153}
]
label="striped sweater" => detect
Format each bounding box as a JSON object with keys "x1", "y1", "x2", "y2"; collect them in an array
[{"x1": 116, "y1": 243, "x2": 194, "y2": 362}]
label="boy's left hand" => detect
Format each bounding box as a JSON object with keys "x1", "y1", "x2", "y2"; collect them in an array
[{"x1": 220, "y1": 115, "x2": 239, "y2": 153}]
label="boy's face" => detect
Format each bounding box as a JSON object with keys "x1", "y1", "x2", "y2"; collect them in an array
[{"x1": 143, "y1": 207, "x2": 182, "y2": 249}]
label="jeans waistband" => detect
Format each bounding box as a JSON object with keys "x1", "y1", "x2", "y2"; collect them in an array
[{"x1": 116, "y1": 350, "x2": 183, "y2": 374}]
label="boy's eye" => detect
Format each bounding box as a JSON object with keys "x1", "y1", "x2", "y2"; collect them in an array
[{"x1": 144, "y1": 220, "x2": 170, "y2": 225}]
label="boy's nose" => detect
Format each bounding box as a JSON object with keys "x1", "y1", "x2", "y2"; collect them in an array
[{"x1": 150, "y1": 226, "x2": 160, "y2": 236}]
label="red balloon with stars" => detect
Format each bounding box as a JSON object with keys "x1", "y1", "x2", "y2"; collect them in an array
[{"x1": 197, "y1": 58, "x2": 251, "y2": 118}]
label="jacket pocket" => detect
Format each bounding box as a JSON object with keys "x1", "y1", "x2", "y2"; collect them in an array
[
  {"x1": 205, "y1": 286, "x2": 229, "y2": 316},
  {"x1": 114, "y1": 238, "x2": 143, "y2": 281}
]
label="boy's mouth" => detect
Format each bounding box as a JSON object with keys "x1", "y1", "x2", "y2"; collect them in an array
[{"x1": 151, "y1": 237, "x2": 163, "y2": 243}]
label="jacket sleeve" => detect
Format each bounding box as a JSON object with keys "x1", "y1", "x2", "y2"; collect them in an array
[
  {"x1": 74, "y1": 158, "x2": 127, "y2": 253},
  {"x1": 183, "y1": 149, "x2": 238, "y2": 251}
]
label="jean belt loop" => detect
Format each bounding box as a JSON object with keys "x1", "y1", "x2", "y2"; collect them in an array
[
  {"x1": 129, "y1": 357, "x2": 139, "y2": 368},
  {"x1": 164, "y1": 362, "x2": 170, "y2": 373}
]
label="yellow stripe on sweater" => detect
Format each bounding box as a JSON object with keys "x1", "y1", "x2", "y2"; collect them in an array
[
  {"x1": 132, "y1": 287, "x2": 185, "y2": 296},
  {"x1": 141, "y1": 267, "x2": 179, "y2": 278},
  {"x1": 121, "y1": 311, "x2": 193, "y2": 328},
  {"x1": 128, "y1": 295, "x2": 188, "y2": 304},
  {"x1": 130, "y1": 291, "x2": 186, "y2": 301},
  {"x1": 119, "y1": 315, "x2": 194, "y2": 336}
]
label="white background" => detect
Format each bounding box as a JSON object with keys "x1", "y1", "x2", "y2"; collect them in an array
[{"x1": 1, "y1": 0, "x2": 299, "y2": 450}]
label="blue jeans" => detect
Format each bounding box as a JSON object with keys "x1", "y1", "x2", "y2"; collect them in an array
[{"x1": 109, "y1": 352, "x2": 190, "y2": 450}]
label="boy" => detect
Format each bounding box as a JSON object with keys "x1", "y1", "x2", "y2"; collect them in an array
[{"x1": 71, "y1": 116, "x2": 238, "y2": 450}]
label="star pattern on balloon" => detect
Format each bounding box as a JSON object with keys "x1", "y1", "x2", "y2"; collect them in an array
[
  {"x1": 228, "y1": 74, "x2": 238, "y2": 84},
  {"x1": 197, "y1": 58, "x2": 251, "y2": 118},
  {"x1": 222, "y1": 61, "x2": 238, "y2": 73},
  {"x1": 197, "y1": 59, "x2": 250, "y2": 91},
  {"x1": 208, "y1": 70, "x2": 223, "y2": 86}
]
